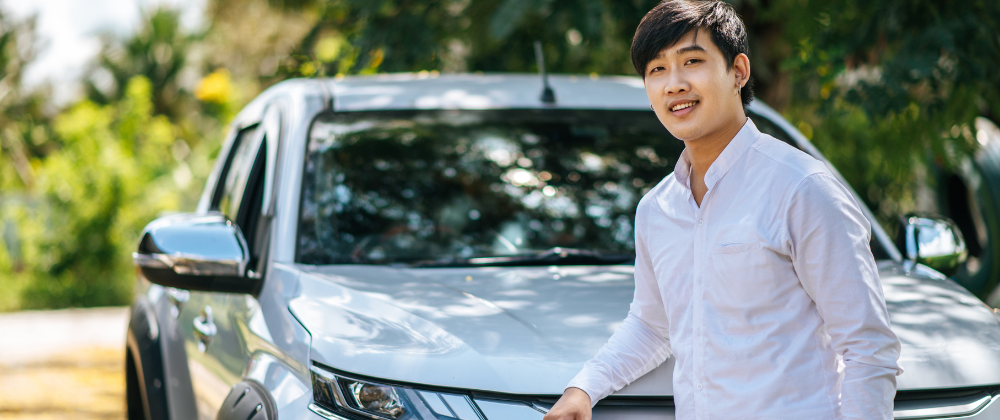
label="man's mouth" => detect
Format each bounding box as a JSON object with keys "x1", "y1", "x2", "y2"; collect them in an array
[{"x1": 670, "y1": 101, "x2": 699, "y2": 112}]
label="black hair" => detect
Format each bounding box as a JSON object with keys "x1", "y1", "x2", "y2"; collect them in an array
[{"x1": 631, "y1": 0, "x2": 754, "y2": 106}]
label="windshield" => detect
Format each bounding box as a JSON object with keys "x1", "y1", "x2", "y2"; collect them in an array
[
  {"x1": 297, "y1": 109, "x2": 684, "y2": 265},
  {"x1": 296, "y1": 109, "x2": 890, "y2": 265}
]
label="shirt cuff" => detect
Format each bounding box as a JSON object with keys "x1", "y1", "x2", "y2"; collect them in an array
[{"x1": 565, "y1": 368, "x2": 609, "y2": 408}]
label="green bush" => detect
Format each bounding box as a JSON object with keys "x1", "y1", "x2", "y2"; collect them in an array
[{"x1": 5, "y1": 77, "x2": 183, "y2": 309}]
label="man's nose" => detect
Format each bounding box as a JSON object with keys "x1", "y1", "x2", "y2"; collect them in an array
[{"x1": 665, "y1": 73, "x2": 689, "y2": 95}]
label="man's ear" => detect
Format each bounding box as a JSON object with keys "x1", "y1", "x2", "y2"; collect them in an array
[{"x1": 733, "y1": 53, "x2": 751, "y2": 87}]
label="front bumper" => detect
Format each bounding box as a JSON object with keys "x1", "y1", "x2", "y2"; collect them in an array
[{"x1": 303, "y1": 389, "x2": 1000, "y2": 420}]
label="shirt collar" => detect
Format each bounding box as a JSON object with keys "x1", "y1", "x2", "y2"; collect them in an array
[{"x1": 673, "y1": 118, "x2": 761, "y2": 192}]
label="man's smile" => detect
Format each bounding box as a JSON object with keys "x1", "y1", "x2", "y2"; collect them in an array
[{"x1": 668, "y1": 99, "x2": 699, "y2": 116}]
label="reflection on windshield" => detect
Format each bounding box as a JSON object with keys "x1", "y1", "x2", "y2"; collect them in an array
[{"x1": 297, "y1": 110, "x2": 684, "y2": 265}]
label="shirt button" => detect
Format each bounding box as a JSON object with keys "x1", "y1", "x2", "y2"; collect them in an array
[
  {"x1": 696, "y1": 383, "x2": 703, "y2": 390},
  {"x1": 697, "y1": 219, "x2": 704, "y2": 227},
  {"x1": 697, "y1": 276, "x2": 703, "y2": 285},
  {"x1": 695, "y1": 327, "x2": 701, "y2": 335}
]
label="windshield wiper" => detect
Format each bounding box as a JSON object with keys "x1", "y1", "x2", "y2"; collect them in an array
[{"x1": 410, "y1": 247, "x2": 635, "y2": 268}]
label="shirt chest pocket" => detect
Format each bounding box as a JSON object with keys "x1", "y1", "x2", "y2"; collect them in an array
[
  {"x1": 711, "y1": 224, "x2": 762, "y2": 255},
  {"x1": 708, "y1": 225, "x2": 772, "y2": 314},
  {"x1": 713, "y1": 240, "x2": 761, "y2": 254}
]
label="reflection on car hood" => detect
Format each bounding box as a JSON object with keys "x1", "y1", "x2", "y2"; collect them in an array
[
  {"x1": 881, "y1": 262, "x2": 1000, "y2": 390},
  {"x1": 288, "y1": 261, "x2": 1000, "y2": 396}
]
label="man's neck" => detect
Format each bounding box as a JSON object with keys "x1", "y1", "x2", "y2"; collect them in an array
[{"x1": 685, "y1": 114, "x2": 748, "y2": 206}]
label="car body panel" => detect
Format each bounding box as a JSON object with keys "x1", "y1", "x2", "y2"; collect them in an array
[
  {"x1": 289, "y1": 261, "x2": 1000, "y2": 396},
  {"x1": 881, "y1": 263, "x2": 1000, "y2": 389},
  {"x1": 174, "y1": 264, "x2": 314, "y2": 419},
  {"x1": 179, "y1": 291, "x2": 247, "y2": 420},
  {"x1": 290, "y1": 264, "x2": 659, "y2": 395}
]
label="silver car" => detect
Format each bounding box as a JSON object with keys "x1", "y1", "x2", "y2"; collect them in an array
[{"x1": 127, "y1": 74, "x2": 1000, "y2": 420}]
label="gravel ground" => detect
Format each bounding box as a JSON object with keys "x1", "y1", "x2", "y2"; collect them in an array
[{"x1": 0, "y1": 307, "x2": 129, "y2": 419}]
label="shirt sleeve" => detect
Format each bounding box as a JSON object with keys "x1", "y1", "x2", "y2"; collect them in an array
[
  {"x1": 785, "y1": 173, "x2": 902, "y2": 420},
  {"x1": 565, "y1": 203, "x2": 673, "y2": 407}
]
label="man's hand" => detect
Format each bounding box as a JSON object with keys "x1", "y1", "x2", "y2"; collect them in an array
[{"x1": 543, "y1": 387, "x2": 592, "y2": 420}]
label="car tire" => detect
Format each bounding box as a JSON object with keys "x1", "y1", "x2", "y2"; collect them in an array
[
  {"x1": 126, "y1": 350, "x2": 146, "y2": 420},
  {"x1": 126, "y1": 299, "x2": 171, "y2": 420}
]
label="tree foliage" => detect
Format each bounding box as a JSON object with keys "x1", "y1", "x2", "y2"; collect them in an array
[
  {"x1": 775, "y1": 0, "x2": 1000, "y2": 225},
  {"x1": 84, "y1": 8, "x2": 201, "y2": 120},
  {"x1": 273, "y1": 0, "x2": 661, "y2": 78},
  {"x1": 7, "y1": 77, "x2": 184, "y2": 309},
  {"x1": 0, "y1": 9, "x2": 53, "y2": 193},
  {"x1": 0, "y1": 9, "x2": 215, "y2": 311},
  {"x1": 3, "y1": 0, "x2": 1000, "y2": 309}
]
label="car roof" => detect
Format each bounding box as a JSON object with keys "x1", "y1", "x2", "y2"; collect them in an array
[{"x1": 322, "y1": 73, "x2": 652, "y2": 111}]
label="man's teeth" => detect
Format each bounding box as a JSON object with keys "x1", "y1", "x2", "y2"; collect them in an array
[{"x1": 671, "y1": 102, "x2": 696, "y2": 111}]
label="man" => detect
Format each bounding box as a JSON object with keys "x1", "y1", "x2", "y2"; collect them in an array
[{"x1": 543, "y1": 1, "x2": 902, "y2": 419}]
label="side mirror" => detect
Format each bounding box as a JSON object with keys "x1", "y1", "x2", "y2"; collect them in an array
[
  {"x1": 132, "y1": 213, "x2": 260, "y2": 294},
  {"x1": 903, "y1": 215, "x2": 968, "y2": 277}
]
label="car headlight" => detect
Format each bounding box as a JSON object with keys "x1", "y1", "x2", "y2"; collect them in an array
[{"x1": 311, "y1": 365, "x2": 483, "y2": 420}]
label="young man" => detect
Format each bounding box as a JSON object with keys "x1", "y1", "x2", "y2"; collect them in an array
[{"x1": 543, "y1": 1, "x2": 901, "y2": 419}]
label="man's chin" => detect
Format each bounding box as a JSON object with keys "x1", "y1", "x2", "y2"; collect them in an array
[{"x1": 663, "y1": 125, "x2": 703, "y2": 142}]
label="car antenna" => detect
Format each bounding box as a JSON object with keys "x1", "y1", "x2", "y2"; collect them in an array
[{"x1": 534, "y1": 41, "x2": 556, "y2": 104}]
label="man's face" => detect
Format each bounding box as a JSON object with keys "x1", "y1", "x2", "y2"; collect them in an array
[{"x1": 644, "y1": 29, "x2": 742, "y2": 142}]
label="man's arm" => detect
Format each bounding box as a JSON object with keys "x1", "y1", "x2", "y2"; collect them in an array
[
  {"x1": 786, "y1": 173, "x2": 902, "y2": 420},
  {"x1": 545, "y1": 206, "x2": 672, "y2": 419}
]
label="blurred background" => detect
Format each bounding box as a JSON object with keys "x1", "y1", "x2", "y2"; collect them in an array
[
  {"x1": 2, "y1": 0, "x2": 999, "y2": 312},
  {"x1": 0, "y1": 0, "x2": 998, "y2": 417}
]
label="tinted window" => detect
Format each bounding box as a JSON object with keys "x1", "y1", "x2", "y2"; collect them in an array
[
  {"x1": 216, "y1": 126, "x2": 261, "y2": 223},
  {"x1": 239, "y1": 138, "x2": 268, "y2": 267},
  {"x1": 298, "y1": 110, "x2": 684, "y2": 265}
]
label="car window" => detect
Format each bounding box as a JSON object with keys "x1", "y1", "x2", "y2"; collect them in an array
[
  {"x1": 297, "y1": 109, "x2": 685, "y2": 265},
  {"x1": 210, "y1": 125, "x2": 256, "y2": 210},
  {"x1": 216, "y1": 126, "x2": 262, "y2": 224},
  {"x1": 238, "y1": 138, "x2": 268, "y2": 266}
]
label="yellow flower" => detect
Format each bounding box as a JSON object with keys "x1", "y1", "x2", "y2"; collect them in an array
[
  {"x1": 316, "y1": 36, "x2": 343, "y2": 62},
  {"x1": 194, "y1": 69, "x2": 232, "y2": 104},
  {"x1": 300, "y1": 61, "x2": 317, "y2": 76}
]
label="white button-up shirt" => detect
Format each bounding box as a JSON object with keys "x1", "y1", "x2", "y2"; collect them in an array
[{"x1": 567, "y1": 119, "x2": 902, "y2": 420}]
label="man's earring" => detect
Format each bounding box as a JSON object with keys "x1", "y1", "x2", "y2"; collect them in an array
[
  {"x1": 650, "y1": 104, "x2": 654, "y2": 111},
  {"x1": 737, "y1": 82, "x2": 742, "y2": 97}
]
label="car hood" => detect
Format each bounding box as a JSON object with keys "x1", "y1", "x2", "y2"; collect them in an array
[{"x1": 289, "y1": 261, "x2": 1000, "y2": 396}]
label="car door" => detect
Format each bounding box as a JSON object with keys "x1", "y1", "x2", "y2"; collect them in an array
[{"x1": 179, "y1": 104, "x2": 284, "y2": 420}]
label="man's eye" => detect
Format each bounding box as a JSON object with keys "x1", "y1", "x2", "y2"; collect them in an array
[
  {"x1": 649, "y1": 66, "x2": 664, "y2": 74},
  {"x1": 685, "y1": 59, "x2": 702, "y2": 65}
]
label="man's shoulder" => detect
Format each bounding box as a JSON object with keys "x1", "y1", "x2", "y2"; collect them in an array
[
  {"x1": 749, "y1": 134, "x2": 830, "y2": 184},
  {"x1": 636, "y1": 173, "x2": 681, "y2": 218},
  {"x1": 749, "y1": 135, "x2": 861, "y2": 214}
]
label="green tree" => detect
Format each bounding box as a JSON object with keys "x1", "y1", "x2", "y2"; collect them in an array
[
  {"x1": 84, "y1": 8, "x2": 201, "y2": 120},
  {"x1": 9, "y1": 77, "x2": 182, "y2": 309},
  {"x1": 0, "y1": 9, "x2": 55, "y2": 193},
  {"x1": 0, "y1": 8, "x2": 58, "y2": 311},
  {"x1": 267, "y1": 0, "x2": 661, "y2": 78},
  {"x1": 768, "y1": 0, "x2": 1000, "y2": 226},
  {"x1": 86, "y1": 6, "x2": 226, "y2": 210},
  {"x1": 1, "y1": 6, "x2": 231, "y2": 310}
]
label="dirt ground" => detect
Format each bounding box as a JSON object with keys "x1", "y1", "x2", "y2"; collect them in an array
[{"x1": 0, "y1": 307, "x2": 129, "y2": 420}]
